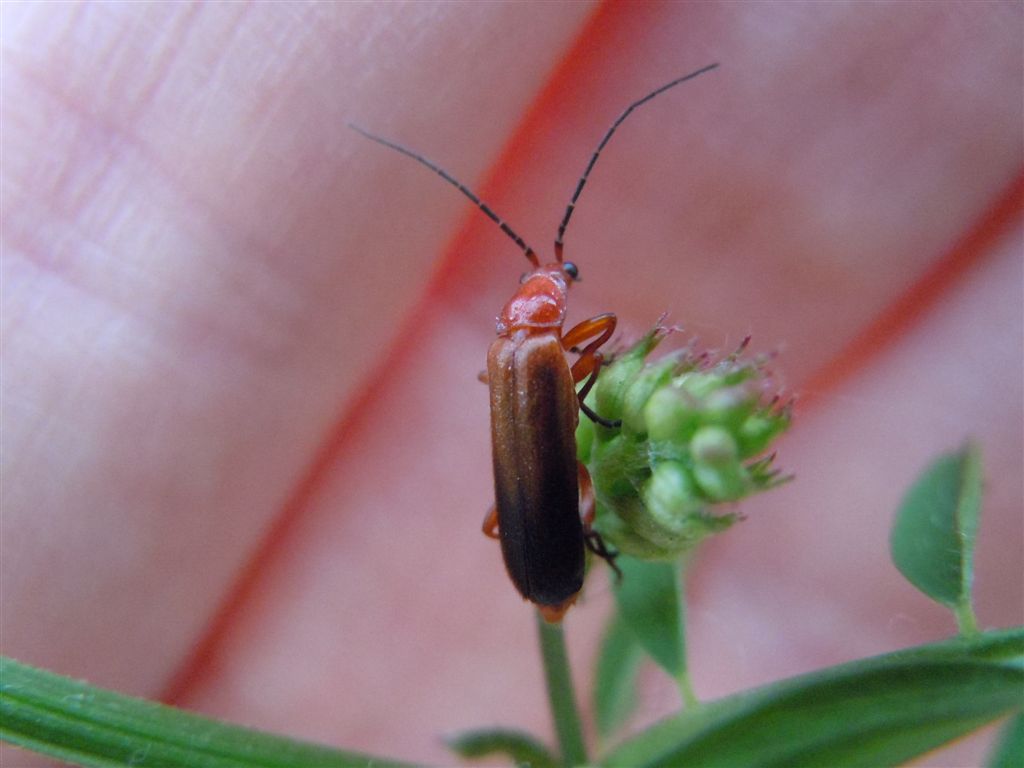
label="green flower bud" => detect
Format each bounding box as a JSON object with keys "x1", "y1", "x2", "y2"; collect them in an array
[
  {"x1": 677, "y1": 371, "x2": 721, "y2": 400},
  {"x1": 575, "y1": 414, "x2": 594, "y2": 463},
  {"x1": 594, "y1": 506, "x2": 668, "y2": 559},
  {"x1": 644, "y1": 462, "x2": 706, "y2": 532},
  {"x1": 593, "y1": 326, "x2": 669, "y2": 423},
  {"x1": 621, "y1": 357, "x2": 678, "y2": 434},
  {"x1": 583, "y1": 322, "x2": 791, "y2": 560},
  {"x1": 643, "y1": 386, "x2": 700, "y2": 443},
  {"x1": 592, "y1": 355, "x2": 641, "y2": 424},
  {"x1": 690, "y1": 426, "x2": 739, "y2": 467},
  {"x1": 692, "y1": 462, "x2": 749, "y2": 502},
  {"x1": 699, "y1": 385, "x2": 756, "y2": 430},
  {"x1": 738, "y1": 410, "x2": 790, "y2": 458}
]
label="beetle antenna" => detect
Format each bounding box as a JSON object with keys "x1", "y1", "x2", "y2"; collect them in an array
[
  {"x1": 553, "y1": 63, "x2": 719, "y2": 262},
  {"x1": 348, "y1": 123, "x2": 540, "y2": 268}
]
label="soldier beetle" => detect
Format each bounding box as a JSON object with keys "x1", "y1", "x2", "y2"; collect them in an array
[{"x1": 350, "y1": 63, "x2": 718, "y2": 621}]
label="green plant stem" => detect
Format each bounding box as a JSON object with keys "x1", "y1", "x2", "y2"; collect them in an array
[
  {"x1": 956, "y1": 599, "x2": 980, "y2": 637},
  {"x1": 536, "y1": 611, "x2": 588, "y2": 767},
  {"x1": 675, "y1": 559, "x2": 700, "y2": 708}
]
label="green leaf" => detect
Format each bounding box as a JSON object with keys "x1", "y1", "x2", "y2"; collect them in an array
[
  {"x1": 612, "y1": 556, "x2": 684, "y2": 680},
  {"x1": 988, "y1": 713, "x2": 1024, "y2": 768},
  {"x1": 601, "y1": 627, "x2": 1024, "y2": 768},
  {"x1": 0, "y1": 656, "x2": 412, "y2": 768},
  {"x1": 890, "y1": 442, "x2": 983, "y2": 632},
  {"x1": 445, "y1": 728, "x2": 557, "y2": 768},
  {"x1": 593, "y1": 614, "x2": 644, "y2": 739}
]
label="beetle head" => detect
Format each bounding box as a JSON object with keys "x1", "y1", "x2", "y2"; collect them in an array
[{"x1": 497, "y1": 263, "x2": 571, "y2": 335}]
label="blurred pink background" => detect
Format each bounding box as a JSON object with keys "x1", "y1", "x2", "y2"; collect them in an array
[{"x1": 2, "y1": 2, "x2": 1021, "y2": 766}]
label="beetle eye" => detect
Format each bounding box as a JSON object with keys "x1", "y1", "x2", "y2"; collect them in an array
[{"x1": 563, "y1": 262, "x2": 579, "y2": 281}]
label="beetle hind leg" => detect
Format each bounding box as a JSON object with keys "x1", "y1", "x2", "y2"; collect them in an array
[
  {"x1": 482, "y1": 505, "x2": 500, "y2": 539},
  {"x1": 578, "y1": 461, "x2": 622, "y2": 579},
  {"x1": 584, "y1": 529, "x2": 622, "y2": 580}
]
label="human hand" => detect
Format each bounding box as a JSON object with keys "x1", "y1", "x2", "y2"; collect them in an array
[{"x1": 3, "y1": 3, "x2": 1020, "y2": 765}]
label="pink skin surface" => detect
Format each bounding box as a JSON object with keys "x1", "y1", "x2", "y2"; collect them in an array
[{"x1": 2, "y1": 2, "x2": 1021, "y2": 766}]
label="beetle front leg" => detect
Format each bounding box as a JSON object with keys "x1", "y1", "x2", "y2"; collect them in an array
[
  {"x1": 563, "y1": 314, "x2": 619, "y2": 427},
  {"x1": 562, "y1": 313, "x2": 617, "y2": 371},
  {"x1": 585, "y1": 529, "x2": 622, "y2": 580}
]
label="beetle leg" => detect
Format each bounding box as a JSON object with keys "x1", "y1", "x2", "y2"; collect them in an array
[
  {"x1": 562, "y1": 313, "x2": 617, "y2": 364},
  {"x1": 482, "y1": 505, "x2": 500, "y2": 539},
  {"x1": 562, "y1": 314, "x2": 621, "y2": 427},
  {"x1": 576, "y1": 362, "x2": 620, "y2": 428},
  {"x1": 578, "y1": 461, "x2": 597, "y2": 527},
  {"x1": 578, "y1": 368, "x2": 621, "y2": 427},
  {"x1": 578, "y1": 461, "x2": 622, "y2": 579},
  {"x1": 575, "y1": 359, "x2": 621, "y2": 428},
  {"x1": 585, "y1": 529, "x2": 622, "y2": 580}
]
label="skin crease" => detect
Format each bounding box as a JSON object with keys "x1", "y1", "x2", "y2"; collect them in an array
[{"x1": 1, "y1": 2, "x2": 1021, "y2": 766}]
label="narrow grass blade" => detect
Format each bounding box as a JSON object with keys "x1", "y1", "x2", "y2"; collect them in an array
[{"x1": 0, "y1": 656, "x2": 413, "y2": 768}]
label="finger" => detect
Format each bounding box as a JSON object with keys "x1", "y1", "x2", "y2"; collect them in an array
[
  {"x1": 170, "y1": 4, "x2": 1021, "y2": 766},
  {"x1": 0, "y1": 0, "x2": 593, "y2": 705}
]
